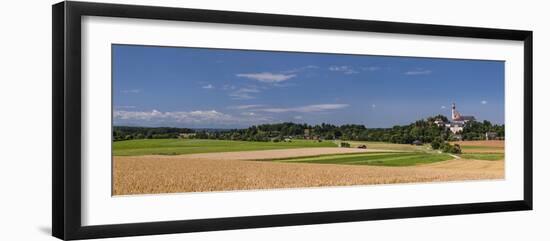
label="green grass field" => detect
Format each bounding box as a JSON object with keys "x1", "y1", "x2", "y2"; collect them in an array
[
  {"x1": 113, "y1": 139, "x2": 459, "y2": 166},
  {"x1": 274, "y1": 152, "x2": 454, "y2": 166},
  {"x1": 460, "y1": 153, "x2": 505, "y2": 161},
  {"x1": 113, "y1": 139, "x2": 337, "y2": 156},
  {"x1": 346, "y1": 141, "x2": 429, "y2": 152},
  {"x1": 460, "y1": 145, "x2": 499, "y2": 150}
]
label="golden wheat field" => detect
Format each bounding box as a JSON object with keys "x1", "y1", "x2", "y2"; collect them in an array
[
  {"x1": 113, "y1": 149, "x2": 504, "y2": 195},
  {"x1": 451, "y1": 140, "x2": 505, "y2": 153}
]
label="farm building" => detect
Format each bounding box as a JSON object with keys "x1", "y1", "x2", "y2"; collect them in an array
[
  {"x1": 485, "y1": 132, "x2": 498, "y2": 140},
  {"x1": 412, "y1": 140, "x2": 423, "y2": 145},
  {"x1": 179, "y1": 132, "x2": 196, "y2": 138},
  {"x1": 434, "y1": 103, "x2": 476, "y2": 134},
  {"x1": 303, "y1": 128, "x2": 320, "y2": 140}
]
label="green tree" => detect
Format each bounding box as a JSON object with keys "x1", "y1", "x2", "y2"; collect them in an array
[{"x1": 431, "y1": 137, "x2": 444, "y2": 150}]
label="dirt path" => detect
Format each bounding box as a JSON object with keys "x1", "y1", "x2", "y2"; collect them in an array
[{"x1": 136, "y1": 147, "x2": 396, "y2": 161}]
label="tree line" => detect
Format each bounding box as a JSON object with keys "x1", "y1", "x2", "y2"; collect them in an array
[
  {"x1": 114, "y1": 115, "x2": 505, "y2": 143},
  {"x1": 113, "y1": 126, "x2": 194, "y2": 141}
]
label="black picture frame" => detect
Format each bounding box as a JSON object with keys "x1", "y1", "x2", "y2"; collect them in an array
[{"x1": 52, "y1": 1, "x2": 533, "y2": 240}]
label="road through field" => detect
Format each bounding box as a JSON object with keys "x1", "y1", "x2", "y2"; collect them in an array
[{"x1": 113, "y1": 147, "x2": 504, "y2": 195}]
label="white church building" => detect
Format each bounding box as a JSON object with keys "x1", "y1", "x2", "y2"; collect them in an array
[{"x1": 434, "y1": 103, "x2": 475, "y2": 134}]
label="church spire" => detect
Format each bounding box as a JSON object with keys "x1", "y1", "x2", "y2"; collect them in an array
[
  {"x1": 451, "y1": 102, "x2": 461, "y2": 121},
  {"x1": 451, "y1": 102, "x2": 455, "y2": 119}
]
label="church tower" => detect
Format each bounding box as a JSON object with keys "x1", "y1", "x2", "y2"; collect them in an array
[
  {"x1": 444, "y1": 102, "x2": 475, "y2": 135},
  {"x1": 451, "y1": 102, "x2": 461, "y2": 121}
]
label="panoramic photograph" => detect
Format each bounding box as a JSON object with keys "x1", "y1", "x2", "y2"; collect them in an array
[{"x1": 112, "y1": 44, "x2": 505, "y2": 196}]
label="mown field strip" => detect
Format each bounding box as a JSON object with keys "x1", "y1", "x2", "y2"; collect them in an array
[
  {"x1": 274, "y1": 152, "x2": 454, "y2": 166},
  {"x1": 266, "y1": 152, "x2": 398, "y2": 162},
  {"x1": 347, "y1": 141, "x2": 429, "y2": 152},
  {"x1": 113, "y1": 139, "x2": 338, "y2": 156},
  {"x1": 460, "y1": 153, "x2": 505, "y2": 161}
]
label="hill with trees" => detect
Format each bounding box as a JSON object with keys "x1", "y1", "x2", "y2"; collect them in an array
[{"x1": 114, "y1": 115, "x2": 504, "y2": 143}]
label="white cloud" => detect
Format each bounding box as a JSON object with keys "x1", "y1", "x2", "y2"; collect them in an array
[
  {"x1": 235, "y1": 65, "x2": 316, "y2": 85},
  {"x1": 114, "y1": 109, "x2": 232, "y2": 123},
  {"x1": 294, "y1": 115, "x2": 303, "y2": 120},
  {"x1": 282, "y1": 65, "x2": 319, "y2": 74},
  {"x1": 329, "y1": 66, "x2": 347, "y2": 71},
  {"x1": 404, "y1": 69, "x2": 432, "y2": 75},
  {"x1": 229, "y1": 104, "x2": 349, "y2": 113},
  {"x1": 229, "y1": 93, "x2": 254, "y2": 100},
  {"x1": 241, "y1": 112, "x2": 256, "y2": 116},
  {"x1": 236, "y1": 72, "x2": 296, "y2": 83},
  {"x1": 441, "y1": 105, "x2": 447, "y2": 109},
  {"x1": 258, "y1": 104, "x2": 349, "y2": 113},
  {"x1": 329, "y1": 65, "x2": 359, "y2": 74},
  {"x1": 271, "y1": 83, "x2": 295, "y2": 88},
  {"x1": 121, "y1": 89, "x2": 141, "y2": 94},
  {"x1": 222, "y1": 85, "x2": 236, "y2": 90},
  {"x1": 115, "y1": 105, "x2": 136, "y2": 109},
  {"x1": 114, "y1": 109, "x2": 272, "y2": 126},
  {"x1": 481, "y1": 100, "x2": 488, "y2": 104},
  {"x1": 229, "y1": 104, "x2": 265, "y2": 110},
  {"x1": 371, "y1": 104, "x2": 376, "y2": 109},
  {"x1": 202, "y1": 84, "x2": 214, "y2": 89},
  {"x1": 229, "y1": 87, "x2": 261, "y2": 100},
  {"x1": 362, "y1": 66, "x2": 381, "y2": 71}
]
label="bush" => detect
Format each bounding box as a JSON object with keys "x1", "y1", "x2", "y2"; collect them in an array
[
  {"x1": 340, "y1": 142, "x2": 351, "y2": 148},
  {"x1": 431, "y1": 137, "x2": 444, "y2": 150},
  {"x1": 451, "y1": 144, "x2": 462, "y2": 154},
  {"x1": 442, "y1": 143, "x2": 462, "y2": 154}
]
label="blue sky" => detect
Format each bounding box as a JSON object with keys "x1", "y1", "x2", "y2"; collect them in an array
[{"x1": 113, "y1": 44, "x2": 504, "y2": 128}]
